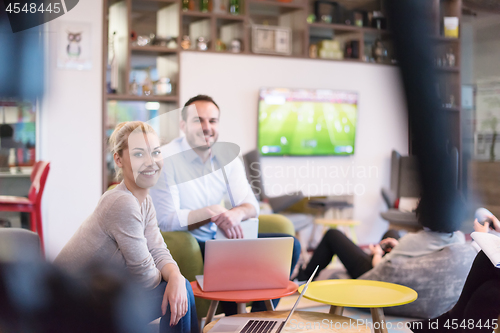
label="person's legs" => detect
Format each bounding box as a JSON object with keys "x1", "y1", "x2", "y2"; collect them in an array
[
  {"x1": 448, "y1": 251, "x2": 500, "y2": 320},
  {"x1": 410, "y1": 251, "x2": 500, "y2": 333},
  {"x1": 461, "y1": 280, "x2": 500, "y2": 332},
  {"x1": 298, "y1": 229, "x2": 372, "y2": 280},
  {"x1": 148, "y1": 279, "x2": 199, "y2": 333}
]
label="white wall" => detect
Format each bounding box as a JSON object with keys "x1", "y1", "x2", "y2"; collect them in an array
[
  {"x1": 41, "y1": 0, "x2": 103, "y2": 259},
  {"x1": 180, "y1": 52, "x2": 408, "y2": 243}
]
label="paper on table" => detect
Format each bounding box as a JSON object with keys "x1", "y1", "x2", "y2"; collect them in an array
[{"x1": 471, "y1": 232, "x2": 500, "y2": 268}]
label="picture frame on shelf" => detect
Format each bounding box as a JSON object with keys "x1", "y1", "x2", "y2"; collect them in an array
[{"x1": 251, "y1": 25, "x2": 291, "y2": 55}]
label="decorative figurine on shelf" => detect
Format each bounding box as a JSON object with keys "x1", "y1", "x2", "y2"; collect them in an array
[
  {"x1": 371, "y1": 11, "x2": 386, "y2": 29},
  {"x1": 309, "y1": 44, "x2": 317, "y2": 58},
  {"x1": 230, "y1": 39, "x2": 241, "y2": 53},
  {"x1": 229, "y1": 0, "x2": 239, "y2": 15},
  {"x1": 307, "y1": 14, "x2": 316, "y2": 23},
  {"x1": 155, "y1": 78, "x2": 172, "y2": 95},
  {"x1": 449, "y1": 94, "x2": 455, "y2": 108},
  {"x1": 154, "y1": 36, "x2": 177, "y2": 48},
  {"x1": 212, "y1": 0, "x2": 226, "y2": 13},
  {"x1": 130, "y1": 78, "x2": 139, "y2": 95},
  {"x1": 196, "y1": 37, "x2": 208, "y2": 51},
  {"x1": 200, "y1": 0, "x2": 209, "y2": 12},
  {"x1": 216, "y1": 39, "x2": 226, "y2": 52},
  {"x1": 372, "y1": 39, "x2": 387, "y2": 63},
  {"x1": 182, "y1": 0, "x2": 190, "y2": 10},
  {"x1": 181, "y1": 35, "x2": 191, "y2": 50},
  {"x1": 137, "y1": 35, "x2": 151, "y2": 46},
  {"x1": 446, "y1": 49, "x2": 456, "y2": 67},
  {"x1": 142, "y1": 72, "x2": 153, "y2": 96},
  {"x1": 321, "y1": 15, "x2": 332, "y2": 23}
]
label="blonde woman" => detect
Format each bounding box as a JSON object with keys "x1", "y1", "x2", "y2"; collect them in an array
[{"x1": 55, "y1": 121, "x2": 198, "y2": 333}]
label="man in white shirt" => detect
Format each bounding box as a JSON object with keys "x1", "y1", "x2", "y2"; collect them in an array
[{"x1": 150, "y1": 95, "x2": 300, "y2": 313}]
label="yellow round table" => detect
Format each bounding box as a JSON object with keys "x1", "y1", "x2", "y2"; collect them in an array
[{"x1": 298, "y1": 280, "x2": 418, "y2": 333}]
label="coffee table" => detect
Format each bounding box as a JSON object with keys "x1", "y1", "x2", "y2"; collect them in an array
[
  {"x1": 298, "y1": 279, "x2": 418, "y2": 333},
  {"x1": 203, "y1": 310, "x2": 371, "y2": 333},
  {"x1": 191, "y1": 281, "x2": 298, "y2": 326}
]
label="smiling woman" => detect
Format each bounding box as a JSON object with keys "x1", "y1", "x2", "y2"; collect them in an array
[{"x1": 54, "y1": 121, "x2": 198, "y2": 333}]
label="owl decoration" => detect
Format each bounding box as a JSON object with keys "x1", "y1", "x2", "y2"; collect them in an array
[{"x1": 66, "y1": 31, "x2": 82, "y2": 58}]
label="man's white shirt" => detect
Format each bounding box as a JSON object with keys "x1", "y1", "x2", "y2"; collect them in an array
[{"x1": 149, "y1": 136, "x2": 259, "y2": 242}]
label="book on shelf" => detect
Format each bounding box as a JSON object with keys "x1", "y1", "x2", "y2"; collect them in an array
[{"x1": 471, "y1": 232, "x2": 500, "y2": 268}]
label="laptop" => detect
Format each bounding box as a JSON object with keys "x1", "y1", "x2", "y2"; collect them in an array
[
  {"x1": 209, "y1": 265, "x2": 319, "y2": 333},
  {"x1": 196, "y1": 237, "x2": 293, "y2": 292},
  {"x1": 215, "y1": 218, "x2": 259, "y2": 240}
]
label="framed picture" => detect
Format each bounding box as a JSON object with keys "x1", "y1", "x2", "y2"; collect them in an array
[
  {"x1": 57, "y1": 21, "x2": 92, "y2": 70},
  {"x1": 252, "y1": 25, "x2": 291, "y2": 55}
]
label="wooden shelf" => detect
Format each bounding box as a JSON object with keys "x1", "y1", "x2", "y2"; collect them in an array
[
  {"x1": 181, "y1": 10, "x2": 212, "y2": 17},
  {"x1": 247, "y1": 0, "x2": 304, "y2": 9},
  {"x1": 431, "y1": 36, "x2": 460, "y2": 43},
  {"x1": 106, "y1": 94, "x2": 179, "y2": 102},
  {"x1": 442, "y1": 107, "x2": 461, "y2": 112},
  {"x1": 362, "y1": 27, "x2": 392, "y2": 35},
  {"x1": 131, "y1": 45, "x2": 179, "y2": 53},
  {"x1": 308, "y1": 22, "x2": 361, "y2": 32},
  {"x1": 308, "y1": 22, "x2": 392, "y2": 36},
  {"x1": 103, "y1": 0, "x2": 464, "y2": 191},
  {"x1": 135, "y1": 0, "x2": 178, "y2": 3},
  {"x1": 435, "y1": 66, "x2": 460, "y2": 72}
]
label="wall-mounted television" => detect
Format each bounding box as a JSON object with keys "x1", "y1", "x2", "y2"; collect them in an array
[{"x1": 258, "y1": 88, "x2": 358, "y2": 156}]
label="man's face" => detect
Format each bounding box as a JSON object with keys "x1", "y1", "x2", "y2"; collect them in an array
[{"x1": 181, "y1": 100, "x2": 220, "y2": 149}]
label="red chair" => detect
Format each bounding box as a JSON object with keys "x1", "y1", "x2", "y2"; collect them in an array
[{"x1": 0, "y1": 161, "x2": 50, "y2": 251}]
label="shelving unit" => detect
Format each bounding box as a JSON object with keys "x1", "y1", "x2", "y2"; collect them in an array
[{"x1": 101, "y1": 0, "x2": 463, "y2": 189}]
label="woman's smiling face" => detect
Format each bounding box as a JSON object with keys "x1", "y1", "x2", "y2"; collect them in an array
[{"x1": 121, "y1": 131, "x2": 163, "y2": 189}]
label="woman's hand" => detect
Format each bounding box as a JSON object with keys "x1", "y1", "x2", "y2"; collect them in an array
[
  {"x1": 474, "y1": 218, "x2": 490, "y2": 233},
  {"x1": 369, "y1": 243, "x2": 384, "y2": 256},
  {"x1": 379, "y1": 237, "x2": 399, "y2": 252},
  {"x1": 212, "y1": 208, "x2": 245, "y2": 239},
  {"x1": 162, "y1": 272, "x2": 188, "y2": 326},
  {"x1": 486, "y1": 214, "x2": 500, "y2": 230}
]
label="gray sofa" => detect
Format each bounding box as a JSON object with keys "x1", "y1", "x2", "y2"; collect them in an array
[{"x1": 359, "y1": 243, "x2": 477, "y2": 319}]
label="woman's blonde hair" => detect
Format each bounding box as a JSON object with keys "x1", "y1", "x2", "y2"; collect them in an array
[{"x1": 109, "y1": 121, "x2": 157, "y2": 180}]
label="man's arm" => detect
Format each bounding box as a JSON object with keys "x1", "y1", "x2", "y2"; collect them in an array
[
  {"x1": 150, "y1": 170, "x2": 191, "y2": 232},
  {"x1": 210, "y1": 158, "x2": 260, "y2": 238},
  {"x1": 186, "y1": 204, "x2": 227, "y2": 231}
]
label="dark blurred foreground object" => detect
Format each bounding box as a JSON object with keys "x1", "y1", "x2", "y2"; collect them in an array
[
  {"x1": 0, "y1": 261, "x2": 155, "y2": 333},
  {"x1": 0, "y1": 228, "x2": 154, "y2": 333},
  {"x1": 381, "y1": 148, "x2": 459, "y2": 231},
  {"x1": 387, "y1": 0, "x2": 465, "y2": 232},
  {"x1": 0, "y1": 11, "x2": 44, "y2": 99}
]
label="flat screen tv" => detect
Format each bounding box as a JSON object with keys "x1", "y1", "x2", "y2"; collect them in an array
[{"x1": 258, "y1": 88, "x2": 358, "y2": 156}]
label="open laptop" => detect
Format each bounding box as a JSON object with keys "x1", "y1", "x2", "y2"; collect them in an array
[
  {"x1": 209, "y1": 265, "x2": 319, "y2": 333},
  {"x1": 196, "y1": 237, "x2": 293, "y2": 292},
  {"x1": 215, "y1": 218, "x2": 259, "y2": 240}
]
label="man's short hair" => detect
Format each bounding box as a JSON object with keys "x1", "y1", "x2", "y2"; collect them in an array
[{"x1": 182, "y1": 95, "x2": 220, "y2": 121}]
